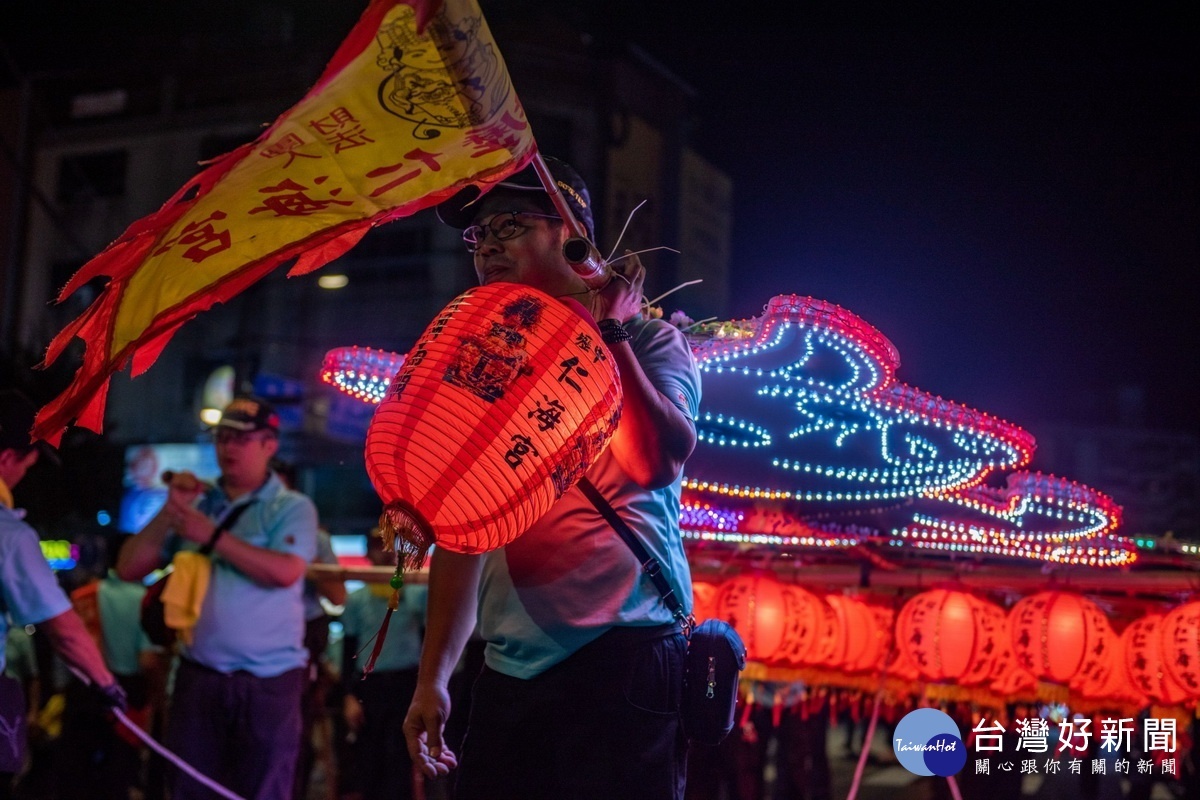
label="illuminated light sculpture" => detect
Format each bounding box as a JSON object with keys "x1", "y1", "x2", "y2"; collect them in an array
[
  {"x1": 1008, "y1": 591, "x2": 1113, "y2": 697},
  {"x1": 321, "y1": 346, "x2": 406, "y2": 404},
  {"x1": 893, "y1": 470, "x2": 1132, "y2": 567},
  {"x1": 896, "y1": 589, "x2": 1005, "y2": 686},
  {"x1": 678, "y1": 494, "x2": 865, "y2": 549},
  {"x1": 364, "y1": 283, "x2": 622, "y2": 573},
  {"x1": 712, "y1": 573, "x2": 813, "y2": 664},
  {"x1": 1122, "y1": 614, "x2": 1190, "y2": 706},
  {"x1": 678, "y1": 295, "x2": 1126, "y2": 568},
  {"x1": 684, "y1": 295, "x2": 1034, "y2": 506}
]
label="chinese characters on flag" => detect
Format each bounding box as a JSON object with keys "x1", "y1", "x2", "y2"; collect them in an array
[{"x1": 34, "y1": 0, "x2": 537, "y2": 443}]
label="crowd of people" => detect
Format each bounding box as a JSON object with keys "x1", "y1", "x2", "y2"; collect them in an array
[{"x1": 0, "y1": 390, "x2": 434, "y2": 800}]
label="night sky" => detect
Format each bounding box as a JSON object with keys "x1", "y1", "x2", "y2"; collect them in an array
[
  {"x1": 6, "y1": 1, "x2": 1198, "y2": 437},
  {"x1": 595, "y1": 3, "x2": 1199, "y2": 437}
]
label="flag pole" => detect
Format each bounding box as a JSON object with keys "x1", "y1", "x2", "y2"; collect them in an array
[{"x1": 530, "y1": 151, "x2": 610, "y2": 289}]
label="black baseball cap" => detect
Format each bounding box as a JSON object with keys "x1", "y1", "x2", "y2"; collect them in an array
[
  {"x1": 216, "y1": 396, "x2": 280, "y2": 433},
  {"x1": 436, "y1": 156, "x2": 595, "y2": 241},
  {"x1": 0, "y1": 389, "x2": 60, "y2": 464}
]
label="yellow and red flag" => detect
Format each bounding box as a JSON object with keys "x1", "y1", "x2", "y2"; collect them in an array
[{"x1": 34, "y1": 0, "x2": 536, "y2": 444}]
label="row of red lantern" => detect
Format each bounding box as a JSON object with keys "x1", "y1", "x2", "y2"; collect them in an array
[
  {"x1": 694, "y1": 575, "x2": 1200, "y2": 710},
  {"x1": 693, "y1": 574, "x2": 894, "y2": 676}
]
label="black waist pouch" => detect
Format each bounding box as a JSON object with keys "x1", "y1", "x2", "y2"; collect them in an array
[{"x1": 681, "y1": 619, "x2": 746, "y2": 746}]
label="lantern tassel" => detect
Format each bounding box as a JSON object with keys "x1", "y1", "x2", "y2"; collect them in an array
[
  {"x1": 361, "y1": 596, "x2": 396, "y2": 677},
  {"x1": 362, "y1": 510, "x2": 428, "y2": 677},
  {"x1": 378, "y1": 501, "x2": 435, "y2": 576}
]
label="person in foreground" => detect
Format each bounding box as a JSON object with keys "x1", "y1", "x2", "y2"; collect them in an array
[
  {"x1": 402, "y1": 157, "x2": 702, "y2": 800},
  {"x1": 1, "y1": 390, "x2": 125, "y2": 794},
  {"x1": 116, "y1": 396, "x2": 318, "y2": 800}
]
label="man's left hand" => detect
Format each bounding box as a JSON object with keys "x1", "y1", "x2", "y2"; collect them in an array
[
  {"x1": 591, "y1": 250, "x2": 645, "y2": 323},
  {"x1": 98, "y1": 682, "x2": 128, "y2": 712}
]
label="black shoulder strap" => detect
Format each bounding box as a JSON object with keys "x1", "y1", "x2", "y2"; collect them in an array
[
  {"x1": 576, "y1": 477, "x2": 691, "y2": 633},
  {"x1": 198, "y1": 501, "x2": 255, "y2": 556}
]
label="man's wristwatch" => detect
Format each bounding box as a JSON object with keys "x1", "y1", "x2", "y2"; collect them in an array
[
  {"x1": 598, "y1": 318, "x2": 632, "y2": 345},
  {"x1": 205, "y1": 526, "x2": 226, "y2": 550}
]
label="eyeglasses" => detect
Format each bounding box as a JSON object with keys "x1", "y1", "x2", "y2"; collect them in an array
[
  {"x1": 462, "y1": 212, "x2": 561, "y2": 253},
  {"x1": 213, "y1": 429, "x2": 274, "y2": 446}
]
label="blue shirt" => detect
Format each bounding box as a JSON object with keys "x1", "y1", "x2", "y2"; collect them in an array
[
  {"x1": 166, "y1": 472, "x2": 318, "y2": 677},
  {"x1": 341, "y1": 583, "x2": 427, "y2": 674},
  {"x1": 97, "y1": 571, "x2": 153, "y2": 676},
  {"x1": 479, "y1": 317, "x2": 702, "y2": 678},
  {"x1": 1, "y1": 506, "x2": 72, "y2": 674}
]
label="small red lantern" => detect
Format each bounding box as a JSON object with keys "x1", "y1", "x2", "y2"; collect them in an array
[
  {"x1": 365, "y1": 283, "x2": 622, "y2": 572},
  {"x1": 1160, "y1": 601, "x2": 1200, "y2": 698},
  {"x1": 1122, "y1": 614, "x2": 1189, "y2": 706},
  {"x1": 897, "y1": 589, "x2": 1005, "y2": 685},
  {"x1": 1008, "y1": 591, "x2": 1112, "y2": 688},
  {"x1": 713, "y1": 573, "x2": 811, "y2": 663}
]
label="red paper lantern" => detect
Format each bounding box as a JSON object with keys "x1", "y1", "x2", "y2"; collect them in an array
[
  {"x1": 1122, "y1": 614, "x2": 1190, "y2": 706},
  {"x1": 365, "y1": 283, "x2": 622, "y2": 570},
  {"x1": 824, "y1": 595, "x2": 889, "y2": 674},
  {"x1": 888, "y1": 641, "x2": 922, "y2": 683},
  {"x1": 897, "y1": 589, "x2": 1005, "y2": 685},
  {"x1": 1008, "y1": 591, "x2": 1112, "y2": 687},
  {"x1": 1076, "y1": 629, "x2": 1144, "y2": 707},
  {"x1": 771, "y1": 585, "x2": 827, "y2": 667},
  {"x1": 803, "y1": 595, "x2": 842, "y2": 668},
  {"x1": 989, "y1": 633, "x2": 1038, "y2": 699},
  {"x1": 1160, "y1": 601, "x2": 1200, "y2": 698},
  {"x1": 713, "y1": 573, "x2": 811, "y2": 663}
]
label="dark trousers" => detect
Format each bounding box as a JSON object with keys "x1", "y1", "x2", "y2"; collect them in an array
[
  {"x1": 293, "y1": 615, "x2": 331, "y2": 800},
  {"x1": 775, "y1": 704, "x2": 832, "y2": 800},
  {"x1": 353, "y1": 668, "x2": 420, "y2": 800},
  {"x1": 57, "y1": 675, "x2": 149, "y2": 800},
  {"x1": 455, "y1": 624, "x2": 687, "y2": 800},
  {"x1": 167, "y1": 659, "x2": 305, "y2": 800}
]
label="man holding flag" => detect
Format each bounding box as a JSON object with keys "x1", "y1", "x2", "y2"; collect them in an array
[{"x1": 27, "y1": 1, "x2": 699, "y2": 796}]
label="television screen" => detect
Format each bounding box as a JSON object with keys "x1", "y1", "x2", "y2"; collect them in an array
[
  {"x1": 329, "y1": 534, "x2": 370, "y2": 593},
  {"x1": 117, "y1": 443, "x2": 220, "y2": 534}
]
